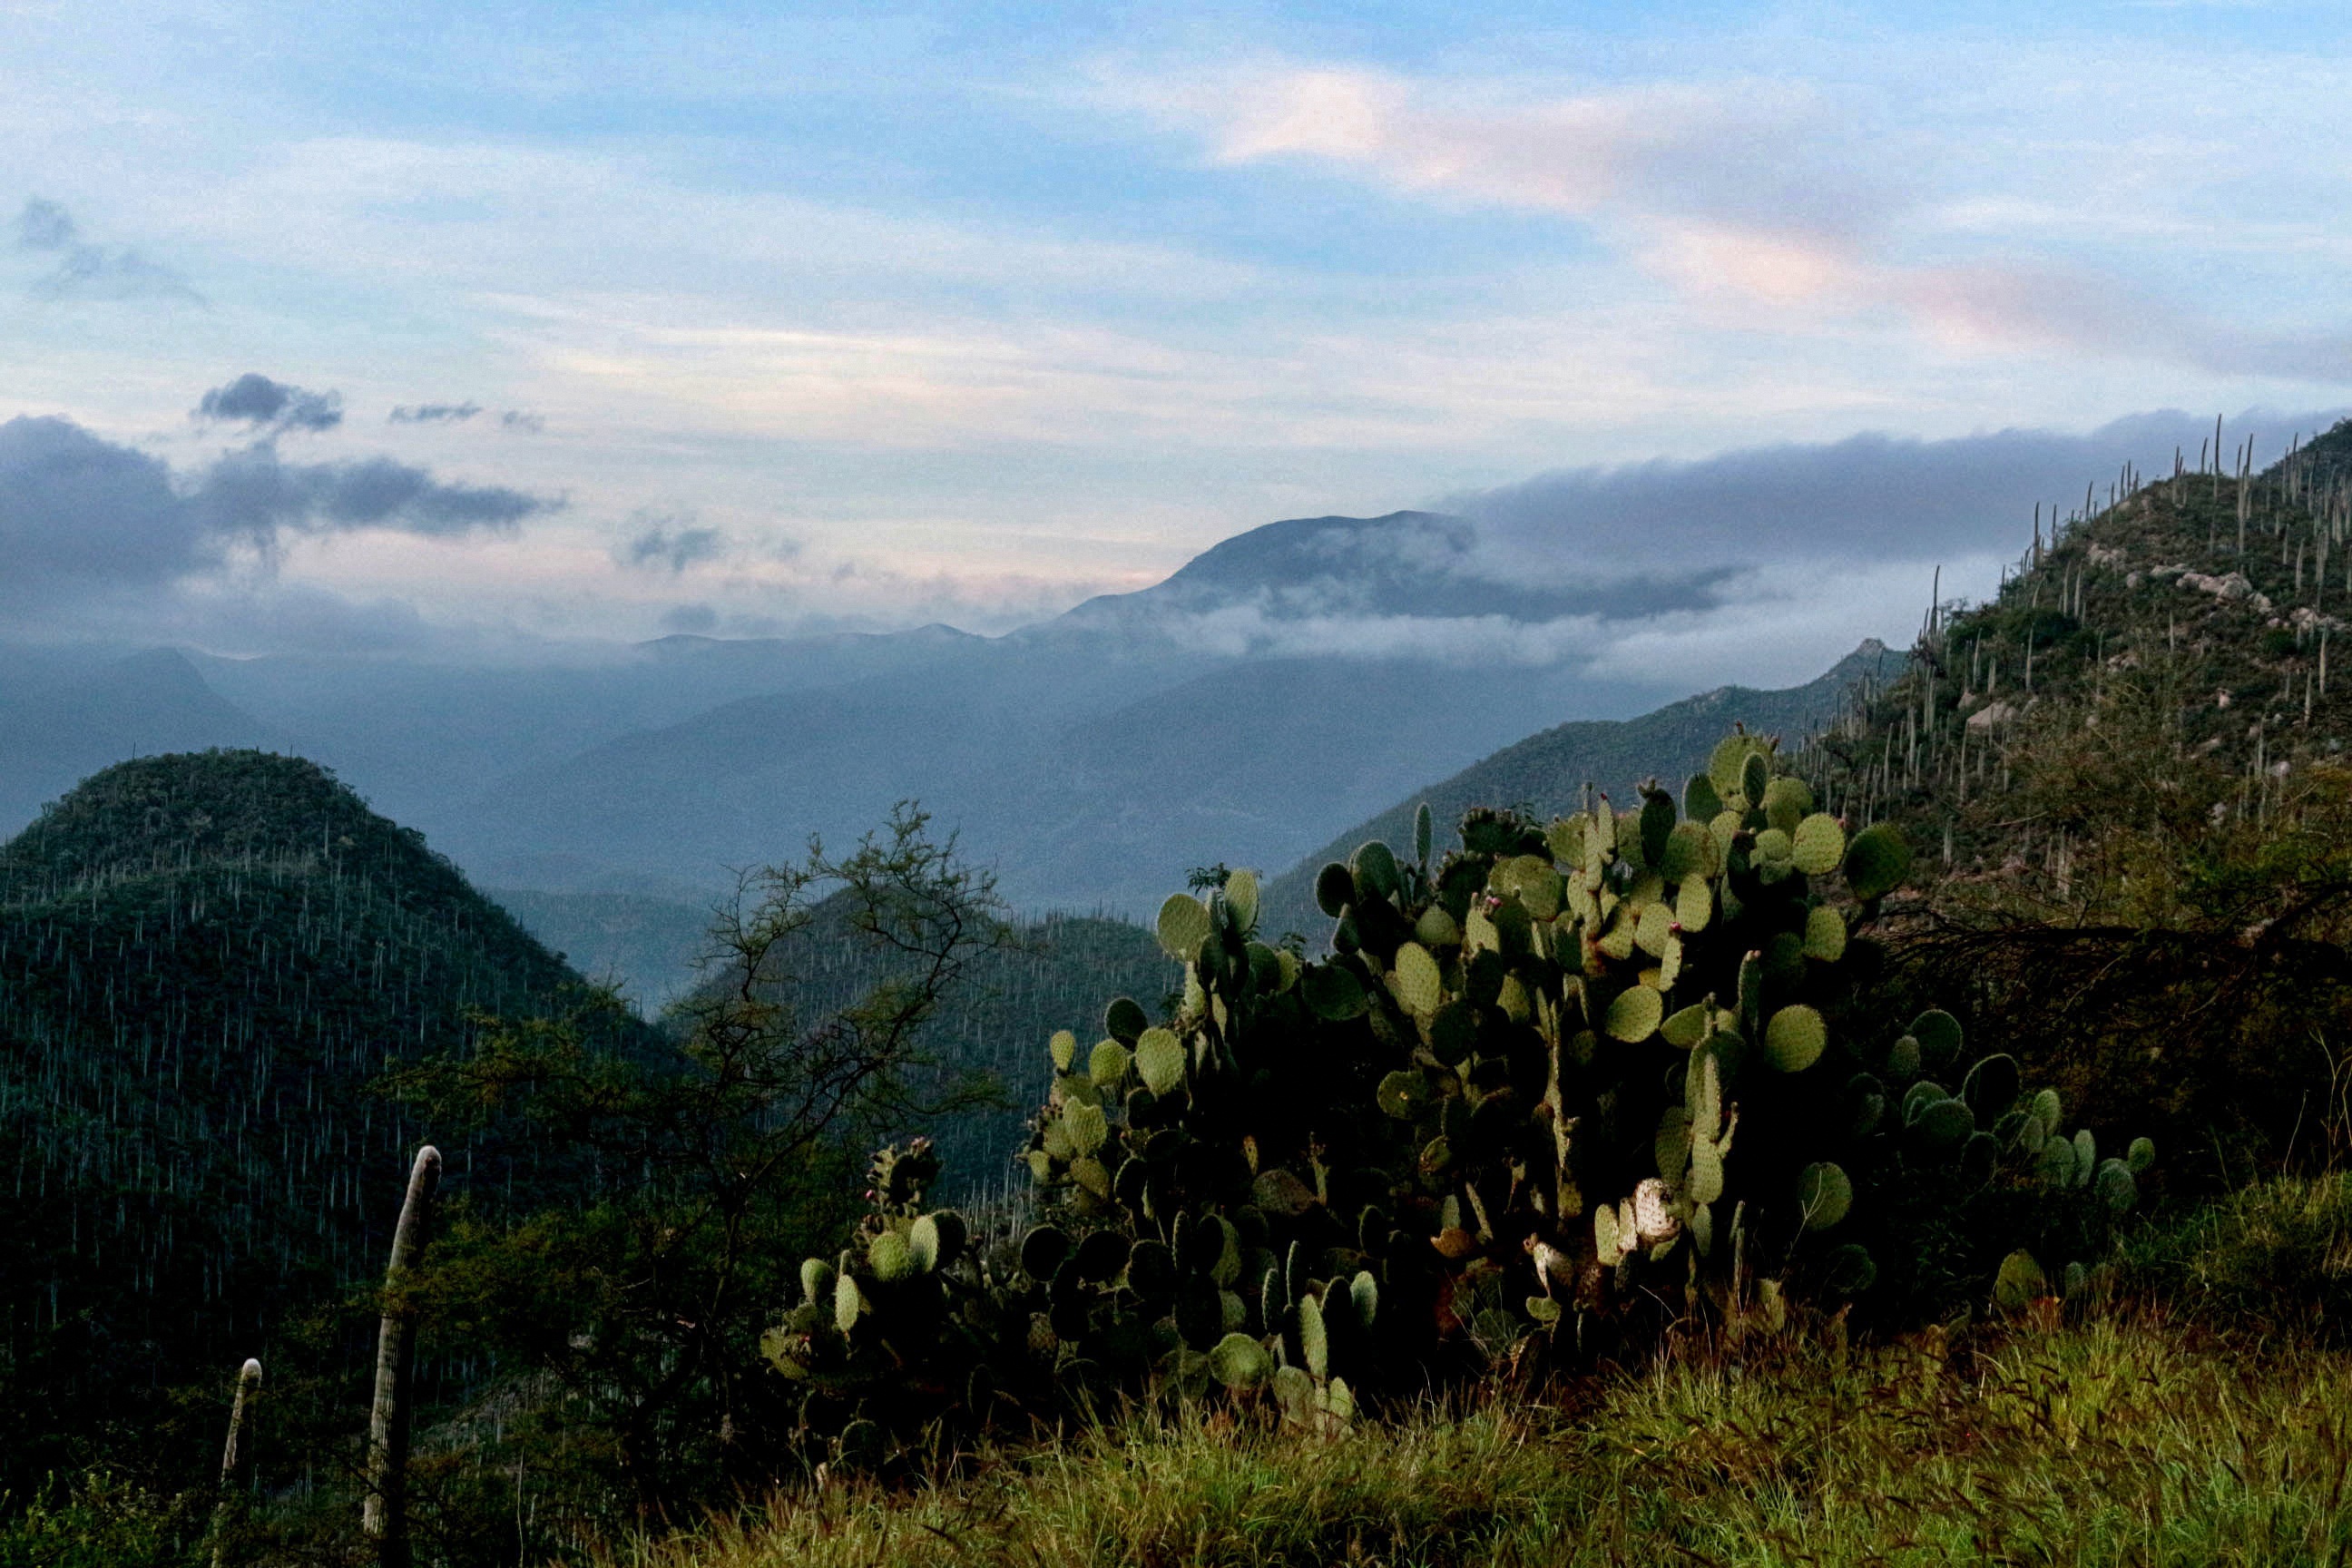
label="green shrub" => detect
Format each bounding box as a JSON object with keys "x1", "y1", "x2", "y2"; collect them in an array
[
  {"x1": 0, "y1": 1473, "x2": 200, "y2": 1568},
  {"x1": 2125, "y1": 1172, "x2": 2352, "y2": 1338}
]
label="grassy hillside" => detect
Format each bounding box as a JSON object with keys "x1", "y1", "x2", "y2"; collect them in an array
[
  {"x1": 0, "y1": 750, "x2": 616, "y2": 1487},
  {"x1": 1257, "y1": 640, "x2": 1905, "y2": 940}
]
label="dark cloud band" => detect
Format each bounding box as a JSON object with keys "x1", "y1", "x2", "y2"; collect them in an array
[{"x1": 0, "y1": 413, "x2": 558, "y2": 612}]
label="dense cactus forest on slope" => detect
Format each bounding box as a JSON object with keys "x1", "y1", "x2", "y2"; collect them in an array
[
  {"x1": 1790, "y1": 418, "x2": 2352, "y2": 1189},
  {"x1": 0, "y1": 749, "x2": 1172, "y2": 1542},
  {"x1": 0, "y1": 752, "x2": 629, "y2": 1488}
]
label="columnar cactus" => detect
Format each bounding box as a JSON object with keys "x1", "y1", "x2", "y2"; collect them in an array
[
  {"x1": 365, "y1": 1146, "x2": 439, "y2": 1568},
  {"x1": 211, "y1": 1357, "x2": 262, "y2": 1568}
]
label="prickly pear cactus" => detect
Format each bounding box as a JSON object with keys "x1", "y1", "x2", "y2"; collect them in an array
[
  {"x1": 1012, "y1": 730, "x2": 2154, "y2": 1378},
  {"x1": 766, "y1": 731, "x2": 2157, "y2": 1455}
]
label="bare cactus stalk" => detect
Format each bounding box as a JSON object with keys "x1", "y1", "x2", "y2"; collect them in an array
[
  {"x1": 211, "y1": 1357, "x2": 262, "y2": 1568},
  {"x1": 364, "y1": 1146, "x2": 441, "y2": 1568}
]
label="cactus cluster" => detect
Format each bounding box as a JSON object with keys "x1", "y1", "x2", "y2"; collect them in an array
[
  {"x1": 761, "y1": 731, "x2": 2155, "y2": 1444},
  {"x1": 760, "y1": 1141, "x2": 999, "y2": 1450}
]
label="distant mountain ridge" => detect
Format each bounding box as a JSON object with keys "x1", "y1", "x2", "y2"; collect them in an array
[
  {"x1": 2, "y1": 507, "x2": 1826, "y2": 918},
  {"x1": 1258, "y1": 640, "x2": 1906, "y2": 940}
]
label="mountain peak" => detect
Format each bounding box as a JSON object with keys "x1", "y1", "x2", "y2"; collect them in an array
[{"x1": 1, "y1": 750, "x2": 463, "y2": 905}]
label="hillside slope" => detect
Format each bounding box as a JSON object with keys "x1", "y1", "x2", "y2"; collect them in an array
[
  {"x1": 1257, "y1": 641, "x2": 1906, "y2": 939},
  {"x1": 1788, "y1": 419, "x2": 2352, "y2": 1186},
  {"x1": 0, "y1": 750, "x2": 612, "y2": 1485}
]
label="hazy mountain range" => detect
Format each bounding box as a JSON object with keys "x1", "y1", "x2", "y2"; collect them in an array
[{"x1": 1, "y1": 509, "x2": 1710, "y2": 922}]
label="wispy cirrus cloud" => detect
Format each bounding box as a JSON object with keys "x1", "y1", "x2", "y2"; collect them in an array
[
  {"x1": 14, "y1": 196, "x2": 204, "y2": 305},
  {"x1": 1109, "y1": 60, "x2": 2352, "y2": 383}
]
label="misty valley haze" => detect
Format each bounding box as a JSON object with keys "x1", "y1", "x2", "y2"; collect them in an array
[{"x1": 4, "y1": 397, "x2": 2343, "y2": 939}]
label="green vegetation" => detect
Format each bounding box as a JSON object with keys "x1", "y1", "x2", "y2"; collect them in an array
[
  {"x1": 16, "y1": 428, "x2": 2352, "y2": 1564},
  {"x1": 632, "y1": 1302, "x2": 2352, "y2": 1568},
  {"x1": 758, "y1": 740, "x2": 2146, "y2": 1465},
  {"x1": 0, "y1": 758, "x2": 1167, "y2": 1560}
]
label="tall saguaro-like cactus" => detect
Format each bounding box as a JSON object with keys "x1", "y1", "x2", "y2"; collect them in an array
[
  {"x1": 364, "y1": 1146, "x2": 441, "y2": 1568},
  {"x1": 210, "y1": 1357, "x2": 262, "y2": 1568}
]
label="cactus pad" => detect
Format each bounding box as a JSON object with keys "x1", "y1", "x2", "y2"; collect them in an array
[
  {"x1": 868, "y1": 1230, "x2": 914, "y2": 1282},
  {"x1": 1790, "y1": 813, "x2": 1845, "y2": 875},
  {"x1": 1224, "y1": 867, "x2": 1260, "y2": 935},
  {"x1": 1993, "y1": 1250, "x2": 2048, "y2": 1312},
  {"x1": 1764, "y1": 1004, "x2": 1827, "y2": 1073},
  {"x1": 1104, "y1": 996, "x2": 1149, "y2": 1044},
  {"x1": 1134, "y1": 1028, "x2": 1186, "y2": 1096},
  {"x1": 1910, "y1": 1009, "x2": 1965, "y2": 1069},
  {"x1": 1298, "y1": 1292, "x2": 1330, "y2": 1378},
  {"x1": 1020, "y1": 1225, "x2": 1072, "y2": 1280},
  {"x1": 1089, "y1": 1039, "x2": 1132, "y2": 1090},
  {"x1": 1684, "y1": 773, "x2": 1723, "y2": 823},
  {"x1": 1916, "y1": 1097, "x2": 1975, "y2": 1152},
  {"x1": 1797, "y1": 1161, "x2": 1854, "y2": 1230},
  {"x1": 1603, "y1": 984, "x2": 1664, "y2": 1043},
  {"x1": 833, "y1": 1272, "x2": 864, "y2": 1334},
  {"x1": 1825, "y1": 1243, "x2": 1877, "y2": 1295},
  {"x1": 1156, "y1": 893, "x2": 1211, "y2": 961},
  {"x1": 1302, "y1": 963, "x2": 1368, "y2": 1020},
  {"x1": 1392, "y1": 942, "x2": 1444, "y2": 1017},
  {"x1": 1351, "y1": 840, "x2": 1401, "y2": 903},
  {"x1": 2093, "y1": 1158, "x2": 2138, "y2": 1214},
  {"x1": 1208, "y1": 1332, "x2": 1273, "y2": 1391},
  {"x1": 1802, "y1": 903, "x2": 1847, "y2": 961},
  {"x1": 1844, "y1": 823, "x2": 1914, "y2": 900}
]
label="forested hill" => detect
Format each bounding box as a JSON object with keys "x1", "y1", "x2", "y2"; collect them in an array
[{"x1": 0, "y1": 750, "x2": 613, "y2": 1486}]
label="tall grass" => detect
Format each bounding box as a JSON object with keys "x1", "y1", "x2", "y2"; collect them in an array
[{"x1": 616, "y1": 1313, "x2": 2352, "y2": 1567}]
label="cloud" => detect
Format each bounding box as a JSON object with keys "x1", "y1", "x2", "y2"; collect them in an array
[
  {"x1": 389, "y1": 401, "x2": 483, "y2": 425},
  {"x1": 0, "y1": 412, "x2": 560, "y2": 615},
  {"x1": 1446, "y1": 407, "x2": 2352, "y2": 588},
  {"x1": 13, "y1": 196, "x2": 203, "y2": 305},
  {"x1": 1125, "y1": 63, "x2": 2352, "y2": 383},
  {"x1": 197, "y1": 372, "x2": 345, "y2": 434},
  {"x1": 659, "y1": 603, "x2": 720, "y2": 634},
  {"x1": 618, "y1": 518, "x2": 727, "y2": 573},
  {"x1": 1044, "y1": 407, "x2": 2352, "y2": 695},
  {"x1": 197, "y1": 447, "x2": 554, "y2": 542},
  {"x1": 499, "y1": 410, "x2": 545, "y2": 434}
]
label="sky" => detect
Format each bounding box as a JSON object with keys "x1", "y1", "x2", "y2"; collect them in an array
[{"x1": 6, "y1": 0, "x2": 2352, "y2": 660}]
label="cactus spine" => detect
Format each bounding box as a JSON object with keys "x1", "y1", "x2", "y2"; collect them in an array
[{"x1": 364, "y1": 1146, "x2": 440, "y2": 1568}]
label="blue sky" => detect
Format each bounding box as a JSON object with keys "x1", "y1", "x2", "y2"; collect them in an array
[{"x1": 6, "y1": 0, "x2": 2352, "y2": 658}]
